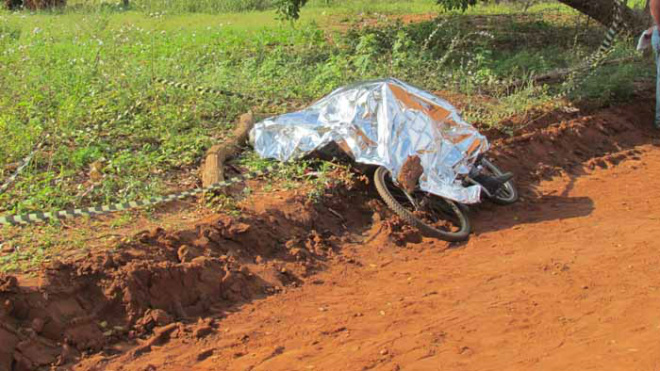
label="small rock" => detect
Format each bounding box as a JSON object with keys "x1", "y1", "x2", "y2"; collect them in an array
[{"x1": 380, "y1": 349, "x2": 389, "y2": 356}]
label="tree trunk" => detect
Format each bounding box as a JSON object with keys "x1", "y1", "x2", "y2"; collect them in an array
[
  {"x1": 557, "y1": 0, "x2": 648, "y2": 33},
  {"x1": 201, "y1": 112, "x2": 255, "y2": 188}
]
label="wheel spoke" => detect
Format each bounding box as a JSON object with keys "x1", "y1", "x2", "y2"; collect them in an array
[
  {"x1": 403, "y1": 191, "x2": 420, "y2": 211},
  {"x1": 496, "y1": 187, "x2": 512, "y2": 199}
]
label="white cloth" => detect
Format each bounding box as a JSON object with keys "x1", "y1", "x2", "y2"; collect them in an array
[{"x1": 638, "y1": 26, "x2": 656, "y2": 51}]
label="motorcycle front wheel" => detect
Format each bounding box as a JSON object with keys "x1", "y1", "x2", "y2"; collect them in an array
[{"x1": 479, "y1": 158, "x2": 519, "y2": 205}]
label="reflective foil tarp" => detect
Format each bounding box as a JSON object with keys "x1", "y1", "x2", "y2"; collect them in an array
[{"x1": 250, "y1": 78, "x2": 489, "y2": 204}]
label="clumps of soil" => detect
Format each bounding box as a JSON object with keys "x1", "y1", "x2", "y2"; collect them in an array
[
  {"x1": 365, "y1": 201, "x2": 422, "y2": 246},
  {"x1": 383, "y1": 218, "x2": 422, "y2": 246},
  {"x1": 0, "y1": 193, "x2": 371, "y2": 370}
]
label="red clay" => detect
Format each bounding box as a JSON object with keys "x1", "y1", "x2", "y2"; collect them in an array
[{"x1": 1, "y1": 95, "x2": 659, "y2": 371}]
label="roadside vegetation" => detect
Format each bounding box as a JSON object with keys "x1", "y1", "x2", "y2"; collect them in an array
[{"x1": 0, "y1": 0, "x2": 653, "y2": 272}]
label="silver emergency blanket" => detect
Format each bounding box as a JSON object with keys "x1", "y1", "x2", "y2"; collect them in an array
[{"x1": 250, "y1": 78, "x2": 489, "y2": 204}]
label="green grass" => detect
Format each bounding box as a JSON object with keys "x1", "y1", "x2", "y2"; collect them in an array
[
  {"x1": 62, "y1": 0, "x2": 441, "y2": 17},
  {"x1": 0, "y1": 0, "x2": 653, "y2": 236}
]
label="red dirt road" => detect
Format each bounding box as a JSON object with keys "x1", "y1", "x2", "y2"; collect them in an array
[{"x1": 79, "y1": 149, "x2": 660, "y2": 368}]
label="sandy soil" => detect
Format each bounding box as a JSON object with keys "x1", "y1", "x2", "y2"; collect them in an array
[{"x1": 1, "y1": 95, "x2": 659, "y2": 371}]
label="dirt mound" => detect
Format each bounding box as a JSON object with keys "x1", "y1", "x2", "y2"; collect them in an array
[
  {"x1": 489, "y1": 98, "x2": 656, "y2": 193},
  {"x1": 0, "y1": 192, "x2": 372, "y2": 370}
]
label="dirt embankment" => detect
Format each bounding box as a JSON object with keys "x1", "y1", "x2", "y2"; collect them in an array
[
  {"x1": 491, "y1": 101, "x2": 653, "y2": 187},
  {"x1": 1, "y1": 95, "x2": 658, "y2": 370},
  {"x1": 0, "y1": 188, "x2": 372, "y2": 371}
]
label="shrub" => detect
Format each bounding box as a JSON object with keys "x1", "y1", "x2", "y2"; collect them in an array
[{"x1": 4, "y1": 0, "x2": 66, "y2": 11}]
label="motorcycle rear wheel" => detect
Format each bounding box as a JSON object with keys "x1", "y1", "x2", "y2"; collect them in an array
[{"x1": 374, "y1": 166, "x2": 471, "y2": 242}]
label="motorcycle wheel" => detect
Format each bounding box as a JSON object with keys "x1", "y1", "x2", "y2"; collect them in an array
[
  {"x1": 479, "y1": 158, "x2": 519, "y2": 205},
  {"x1": 374, "y1": 166, "x2": 471, "y2": 242}
]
